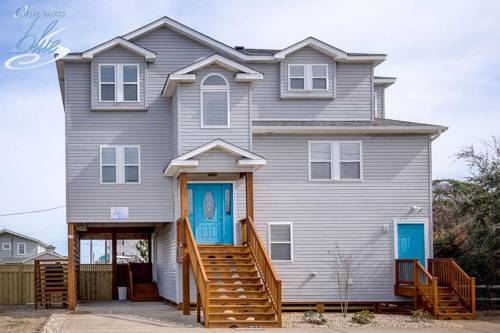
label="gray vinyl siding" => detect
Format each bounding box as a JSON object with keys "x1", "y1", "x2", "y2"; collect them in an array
[
  {"x1": 178, "y1": 65, "x2": 251, "y2": 153},
  {"x1": 65, "y1": 61, "x2": 173, "y2": 223},
  {"x1": 374, "y1": 85, "x2": 385, "y2": 118},
  {"x1": 155, "y1": 223, "x2": 178, "y2": 302},
  {"x1": 250, "y1": 61, "x2": 373, "y2": 121},
  {"x1": 280, "y1": 47, "x2": 335, "y2": 99},
  {"x1": 252, "y1": 134, "x2": 431, "y2": 302},
  {"x1": 0, "y1": 236, "x2": 39, "y2": 263},
  {"x1": 193, "y1": 150, "x2": 252, "y2": 173},
  {"x1": 91, "y1": 47, "x2": 146, "y2": 110}
]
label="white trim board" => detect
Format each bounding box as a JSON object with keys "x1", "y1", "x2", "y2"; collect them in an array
[
  {"x1": 163, "y1": 139, "x2": 266, "y2": 177},
  {"x1": 393, "y1": 218, "x2": 430, "y2": 267},
  {"x1": 82, "y1": 37, "x2": 156, "y2": 61}
]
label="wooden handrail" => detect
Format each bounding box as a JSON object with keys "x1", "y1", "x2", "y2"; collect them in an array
[
  {"x1": 428, "y1": 258, "x2": 476, "y2": 316},
  {"x1": 395, "y1": 259, "x2": 438, "y2": 317},
  {"x1": 177, "y1": 217, "x2": 211, "y2": 325},
  {"x1": 241, "y1": 217, "x2": 282, "y2": 327}
]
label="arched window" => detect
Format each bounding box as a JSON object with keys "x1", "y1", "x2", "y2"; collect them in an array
[{"x1": 200, "y1": 73, "x2": 230, "y2": 127}]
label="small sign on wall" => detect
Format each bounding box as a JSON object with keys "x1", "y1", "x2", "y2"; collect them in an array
[{"x1": 110, "y1": 207, "x2": 129, "y2": 220}]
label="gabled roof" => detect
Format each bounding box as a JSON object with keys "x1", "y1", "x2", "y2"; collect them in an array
[
  {"x1": 81, "y1": 37, "x2": 156, "y2": 62},
  {"x1": 274, "y1": 37, "x2": 348, "y2": 60},
  {"x1": 122, "y1": 16, "x2": 273, "y2": 62},
  {"x1": 0, "y1": 229, "x2": 52, "y2": 248},
  {"x1": 61, "y1": 16, "x2": 386, "y2": 65},
  {"x1": 162, "y1": 54, "x2": 263, "y2": 97},
  {"x1": 21, "y1": 250, "x2": 66, "y2": 263},
  {"x1": 164, "y1": 139, "x2": 266, "y2": 176}
]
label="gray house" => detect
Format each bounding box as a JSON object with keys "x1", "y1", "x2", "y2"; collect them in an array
[
  {"x1": 0, "y1": 229, "x2": 65, "y2": 264},
  {"x1": 57, "y1": 17, "x2": 474, "y2": 327}
]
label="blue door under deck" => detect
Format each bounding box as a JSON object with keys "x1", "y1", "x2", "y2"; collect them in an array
[
  {"x1": 187, "y1": 183, "x2": 234, "y2": 245},
  {"x1": 397, "y1": 223, "x2": 425, "y2": 266}
]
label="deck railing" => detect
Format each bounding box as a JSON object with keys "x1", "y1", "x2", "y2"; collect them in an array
[
  {"x1": 241, "y1": 217, "x2": 282, "y2": 326},
  {"x1": 428, "y1": 258, "x2": 476, "y2": 316},
  {"x1": 177, "y1": 217, "x2": 211, "y2": 326},
  {"x1": 395, "y1": 259, "x2": 438, "y2": 317}
]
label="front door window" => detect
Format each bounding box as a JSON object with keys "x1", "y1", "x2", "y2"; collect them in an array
[{"x1": 203, "y1": 191, "x2": 215, "y2": 219}]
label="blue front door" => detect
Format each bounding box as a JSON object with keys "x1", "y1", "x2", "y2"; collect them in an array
[
  {"x1": 397, "y1": 224, "x2": 425, "y2": 266},
  {"x1": 187, "y1": 183, "x2": 234, "y2": 244}
]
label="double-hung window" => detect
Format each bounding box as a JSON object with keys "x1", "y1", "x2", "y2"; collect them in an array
[
  {"x1": 309, "y1": 141, "x2": 363, "y2": 180},
  {"x1": 99, "y1": 65, "x2": 116, "y2": 101},
  {"x1": 100, "y1": 145, "x2": 140, "y2": 184},
  {"x1": 99, "y1": 64, "x2": 139, "y2": 102},
  {"x1": 268, "y1": 223, "x2": 293, "y2": 261},
  {"x1": 289, "y1": 65, "x2": 305, "y2": 90},
  {"x1": 17, "y1": 243, "x2": 26, "y2": 256},
  {"x1": 200, "y1": 73, "x2": 230, "y2": 128},
  {"x1": 288, "y1": 64, "x2": 328, "y2": 91}
]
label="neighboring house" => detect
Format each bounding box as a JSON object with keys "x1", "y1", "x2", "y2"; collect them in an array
[
  {"x1": 0, "y1": 229, "x2": 65, "y2": 264},
  {"x1": 57, "y1": 17, "x2": 474, "y2": 326},
  {"x1": 99, "y1": 240, "x2": 142, "y2": 263}
]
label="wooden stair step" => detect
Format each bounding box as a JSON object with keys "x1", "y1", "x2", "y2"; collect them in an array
[
  {"x1": 438, "y1": 312, "x2": 475, "y2": 320},
  {"x1": 210, "y1": 290, "x2": 267, "y2": 297},
  {"x1": 210, "y1": 313, "x2": 276, "y2": 321},
  {"x1": 210, "y1": 298, "x2": 271, "y2": 305},
  {"x1": 206, "y1": 267, "x2": 257, "y2": 273},
  {"x1": 208, "y1": 319, "x2": 279, "y2": 328},
  {"x1": 210, "y1": 277, "x2": 262, "y2": 284},
  {"x1": 207, "y1": 272, "x2": 259, "y2": 278},
  {"x1": 209, "y1": 304, "x2": 273, "y2": 312},
  {"x1": 210, "y1": 284, "x2": 263, "y2": 291}
]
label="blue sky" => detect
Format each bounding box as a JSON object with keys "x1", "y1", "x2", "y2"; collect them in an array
[{"x1": 0, "y1": 0, "x2": 499, "y2": 258}]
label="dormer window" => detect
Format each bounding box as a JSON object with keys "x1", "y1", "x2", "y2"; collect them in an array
[
  {"x1": 200, "y1": 73, "x2": 230, "y2": 128},
  {"x1": 99, "y1": 64, "x2": 140, "y2": 102},
  {"x1": 288, "y1": 64, "x2": 328, "y2": 91}
]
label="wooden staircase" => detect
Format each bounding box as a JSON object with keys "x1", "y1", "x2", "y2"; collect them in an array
[
  {"x1": 177, "y1": 216, "x2": 282, "y2": 328},
  {"x1": 395, "y1": 259, "x2": 476, "y2": 319},
  {"x1": 199, "y1": 245, "x2": 279, "y2": 327}
]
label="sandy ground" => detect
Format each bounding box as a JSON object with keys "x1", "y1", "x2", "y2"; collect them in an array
[
  {"x1": 284, "y1": 312, "x2": 462, "y2": 329},
  {"x1": 0, "y1": 305, "x2": 53, "y2": 333}
]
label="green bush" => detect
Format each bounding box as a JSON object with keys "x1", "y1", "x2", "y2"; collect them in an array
[
  {"x1": 410, "y1": 309, "x2": 433, "y2": 322},
  {"x1": 302, "y1": 311, "x2": 327, "y2": 325},
  {"x1": 351, "y1": 310, "x2": 375, "y2": 324}
]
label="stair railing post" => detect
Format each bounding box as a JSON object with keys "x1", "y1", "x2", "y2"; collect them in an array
[
  {"x1": 413, "y1": 260, "x2": 419, "y2": 308},
  {"x1": 241, "y1": 218, "x2": 248, "y2": 245},
  {"x1": 470, "y1": 277, "x2": 476, "y2": 318},
  {"x1": 277, "y1": 279, "x2": 282, "y2": 327},
  {"x1": 432, "y1": 277, "x2": 439, "y2": 318}
]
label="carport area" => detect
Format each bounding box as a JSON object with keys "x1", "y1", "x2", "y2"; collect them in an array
[{"x1": 63, "y1": 301, "x2": 201, "y2": 332}]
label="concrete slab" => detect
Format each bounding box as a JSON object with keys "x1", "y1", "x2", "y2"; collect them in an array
[{"x1": 61, "y1": 302, "x2": 500, "y2": 333}]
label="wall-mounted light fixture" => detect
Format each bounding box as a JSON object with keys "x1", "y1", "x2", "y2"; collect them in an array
[
  {"x1": 409, "y1": 205, "x2": 423, "y2": 213},
  {"x1": 381, "y1": 224, "x2": 389, "y2": 233}
]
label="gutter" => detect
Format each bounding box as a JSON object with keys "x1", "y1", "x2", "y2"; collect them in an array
[{"x1": 252, "y1": 126, "x2": 448, "y2": 135}]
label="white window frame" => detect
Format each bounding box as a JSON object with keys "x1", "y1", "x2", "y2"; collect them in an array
[
  {"x1": 308, "y1": 140, "x2": 363, "y2": 181},
  {"x1": 308, "y1": 140, "x2": 333, "y2": 181},
  {"x1": 123, "y1": 145, "x2": 141, "y2": 184},
  {"x1": 268, "y1": 222, "x2": 293, "y2": 262},
  {"x1": 288, "y1": 64, "x2": 329, "y2": 91},
  {"x1": 2, "y1": 243, "x2": 11, "y2": 251},
  {"x1": 338, "y1": 141, "x2": 363, "y2": 181},
  {"x1": 98, "y1": 64, "x2": 117, "y2": 102},
  {"x1": 311, "y1": 64, "x2": 328, "y2": 90},
  {"x1": 122, "y1": 64, "x2": 140, "y2": 102},
  {"x1": 17, "y1": 243, "x2": 26, "y2": 256},
  {"x1": 288, "y1": 64, "x2": 306, "y2": 91},
  {"x1": 100, "y1": 145, "x2": 141, "y2": 184},
  {"x1": 98, "y1": 64, "x2": 140, "y2": 103},
  {"x1": 200, "y1": 73, "x2": 230, "y2": 128}
]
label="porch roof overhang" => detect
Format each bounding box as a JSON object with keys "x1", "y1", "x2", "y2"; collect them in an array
[
  {"x1": 163, "y1": 139, "x2": 267, "y2": 177},
  {"x1": 162, "y1": 54, "x2": 264, "y2": 97}
]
